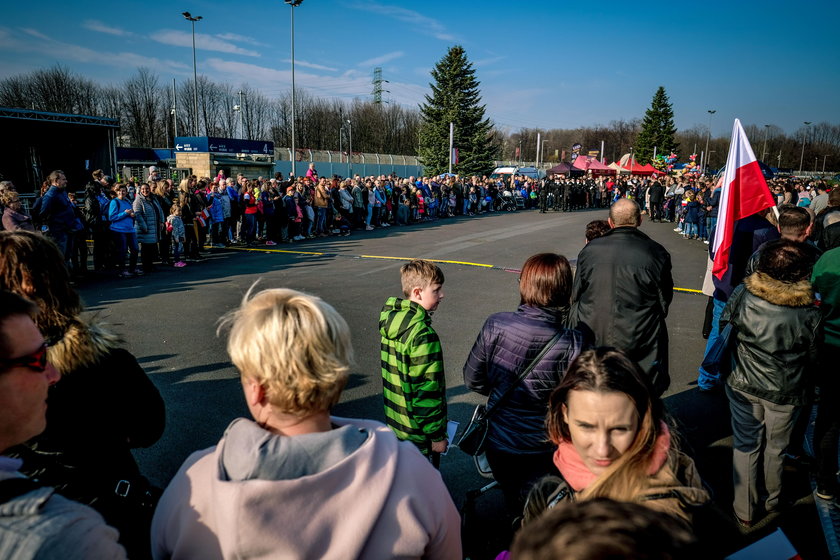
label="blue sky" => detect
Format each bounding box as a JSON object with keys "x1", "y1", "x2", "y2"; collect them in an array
[{"x1": 2, "y1": 0, "x2": 838, "y2": 137}]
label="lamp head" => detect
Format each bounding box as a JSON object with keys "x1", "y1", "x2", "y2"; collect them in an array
[{"x1": 284, "y1": 0, "x2": 304, "y2": 5}]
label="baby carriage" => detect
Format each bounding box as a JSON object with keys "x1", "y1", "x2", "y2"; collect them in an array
[{"x1": 498, "y1": 190, "x2": 517, "y2": 212}]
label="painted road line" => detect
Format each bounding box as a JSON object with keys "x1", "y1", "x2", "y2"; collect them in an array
[
  {"x1": 674, "y1": 287, "x2": 703, "y2": 294},
  {"x1": 226, "y1": 246, "x2": 703, "y2": 293}
]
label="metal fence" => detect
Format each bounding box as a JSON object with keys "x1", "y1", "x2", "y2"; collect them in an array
[{"x1": 274, "y1": 148, "x2": 423, "y2": 178}]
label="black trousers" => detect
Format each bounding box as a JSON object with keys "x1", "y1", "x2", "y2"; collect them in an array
[
  {"x1": 485, "y1": 446, "x2": 558, "y2": 518},
  {"x1": 650, "y1": 199, "x2": 663, "y2": 221}
]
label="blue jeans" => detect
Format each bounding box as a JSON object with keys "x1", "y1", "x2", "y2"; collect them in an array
[
  {"x1": 243, "y1": 214, "x2": 256, "y2": 243},
  {"x1": 366, "y1": 204, "x2": 374, "y2": 227},
  {"x1": 113, "y1": 230, "x2": 138, "y2": 271},
  {"x1": 698, "y1": 297, "x2": 727, "y2": 389},
  {"x1": 316, "y1": 207, "x2": 327, "y2": 233}
]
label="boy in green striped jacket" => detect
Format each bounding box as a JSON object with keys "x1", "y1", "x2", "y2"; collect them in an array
[{"x1": 379, "y1": 260, "x2": 448, "y2": 467}]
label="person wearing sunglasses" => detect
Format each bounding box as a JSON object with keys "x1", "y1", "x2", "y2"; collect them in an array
[
  {"x1": 0, "y1": 290, "x2": 127, "y2": 558},
  {"x1": 0, "y1": 231, "x2": 165, "y2": 559}
]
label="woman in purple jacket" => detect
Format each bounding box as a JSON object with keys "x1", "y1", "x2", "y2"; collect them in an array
[{"x1": 463, "y1": 253, "x2": 588, "y2": 517}]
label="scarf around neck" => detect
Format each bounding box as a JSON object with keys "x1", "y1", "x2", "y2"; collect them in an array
[{"x1": 552, "y1": 422, "x2": 671, "y2": 492}]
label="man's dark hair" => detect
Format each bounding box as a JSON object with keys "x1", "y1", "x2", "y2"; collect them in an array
[
  {"x1": 778, "y1": 205, "x2": 810, "y2": 237},
  {"x1": 757, "y1": 239, "x2": 812, "y2": 283},
  {"x1": 511, "y1": 497, "x2": 700, "y2": 560},
  {"x1": 585, "y1": 220, "x2": 611, "y2": 242}
]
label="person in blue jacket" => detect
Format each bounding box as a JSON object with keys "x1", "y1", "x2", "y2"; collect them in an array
[
  {"x1": 108, "y1": 184, "x2": 139, "y2": 278},
  {"x1": 37, "y1": 170, "x2": 83, "y2": 262}
]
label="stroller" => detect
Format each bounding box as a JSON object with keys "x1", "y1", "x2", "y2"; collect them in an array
[{"x1": 498, "y1": 190, "x2": 517, "y2": 212}]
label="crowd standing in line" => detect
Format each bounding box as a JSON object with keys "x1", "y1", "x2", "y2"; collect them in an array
[{"x1": 0, "y1": 161, "x2": 838, "y2": 558}]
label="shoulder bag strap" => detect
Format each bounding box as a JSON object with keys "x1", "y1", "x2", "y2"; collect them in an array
[{"x1": 482, "y1": 331, "x2": 563, "y2": 420}]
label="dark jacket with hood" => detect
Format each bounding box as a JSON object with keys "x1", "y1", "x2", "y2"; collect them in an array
[
  {"x1": 569, "y1": 226, "x2": 673, "y2": 396},
  {"x1": 7, "y1": 319, "x2": 165, "y2": 555},
  {"x1": 463, "y1": 305, "x2": 587, "y2": 454},
  {"x1": 723, "y1": 272, "x2": 820, "y2": 406}
]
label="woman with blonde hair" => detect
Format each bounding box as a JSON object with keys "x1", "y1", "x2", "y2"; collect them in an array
[{"x1": 152, "y1": 288, "x2": 460, "y2": 559}]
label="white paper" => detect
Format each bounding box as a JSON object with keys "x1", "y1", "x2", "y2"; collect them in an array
[{"x1": 441, "y1": 420, "x2": 459, "y2": 456}]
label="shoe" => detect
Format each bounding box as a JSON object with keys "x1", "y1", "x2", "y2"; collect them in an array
[
  {"x1": 294, "y1": 235, "x2": 305, "y2": 241},
  {"x1": 265, "y1": 240, "x2": 277, "y2": 246},
  {"x1": 704, "y1": 240, "x2": 710, "y2": 244},
  {"x1": 132, "y1": 269, "x2": 144, "y2": 276},
  {"x1": 673, "y1": 227, "x2": 681, "y2": 232},
  {"x1": 816, "y1": 487, "x2": 836, "y2": 501},
  {"x1": 366, "y1": 226, "x2": 374, "y2": 231},
  {"x1": 119, "y1": 271, "x2": 132, "y2": 278},
  {"x1": 174, "y1": 261, "x2": 187, "y2": 268},
  {"x1": 214, "y1": 243, "x2": 225, "y2": 248}
]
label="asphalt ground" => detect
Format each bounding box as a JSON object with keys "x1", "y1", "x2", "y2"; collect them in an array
[{"x1": 76, "y1": 207, "x2": 827, "y2": 559}]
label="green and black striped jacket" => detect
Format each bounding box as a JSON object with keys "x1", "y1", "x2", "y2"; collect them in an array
[{"x1": 379, "y1": 297, "x2": 447, "y2": 455}]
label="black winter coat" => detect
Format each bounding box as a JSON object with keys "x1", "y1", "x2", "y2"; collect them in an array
[
  {"x1": 569, "y1": 227, "x2": 673, "y2": 395},
  {"x1": 723, "y1": 272, "x2": 820, "y2": 406},
  {"x1": 463, "y1": 305, "x2": 587, "y2": 454}
]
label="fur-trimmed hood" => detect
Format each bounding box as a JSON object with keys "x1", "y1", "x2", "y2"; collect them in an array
[
  {"x1": 47, "y1": 318, "x2": 122, "y2": 375},
  {"x1": 744, "y1": 272, "x2": 814, "y2": 307}
]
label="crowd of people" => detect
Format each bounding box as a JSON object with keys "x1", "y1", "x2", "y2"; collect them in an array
[{"x1": 0, "y1": 161, "x2": 838, "y2": 559}]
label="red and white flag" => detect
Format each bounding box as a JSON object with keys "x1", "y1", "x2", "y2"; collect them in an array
[{"x1": 711, "y1": 119, "x2": 776, "y2": 280}]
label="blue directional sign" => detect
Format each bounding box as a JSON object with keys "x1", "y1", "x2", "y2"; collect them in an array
[{"x1": 174, "y1": 137, "x2": 274, "y2": 155}]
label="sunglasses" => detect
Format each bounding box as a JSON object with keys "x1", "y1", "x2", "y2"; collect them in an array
[{"x1": 0, "y1": 342, "x2": 49, "y2": 373}]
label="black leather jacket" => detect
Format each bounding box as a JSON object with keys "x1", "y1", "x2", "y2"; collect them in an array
[
  {"x1": 722, "y1": 272, "x2": 820, "y2": 406},
  {"x1": 569, "y1": 226, "x2": 673, "y2": 395}
]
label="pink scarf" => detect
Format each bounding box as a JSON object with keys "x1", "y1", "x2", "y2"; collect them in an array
[{"x1": 552, "y1": 422, "x2": 671, "y2": 492}]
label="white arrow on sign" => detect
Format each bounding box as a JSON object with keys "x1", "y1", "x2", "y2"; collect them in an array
[
  {"x1": 210, "y1": 144, "x2": 218, "y2": 150},
  {"x1": 176, "y1": 144, "x2": 183, "y2": 150}
]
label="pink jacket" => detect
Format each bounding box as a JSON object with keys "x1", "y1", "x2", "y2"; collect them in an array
[{"x1": 151, "y1": 417, "x2": 460, "y2": 559}]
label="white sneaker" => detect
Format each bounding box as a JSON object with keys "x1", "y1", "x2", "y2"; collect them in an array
[
  {"x1": 366, "y1": 226, "x2": 374, "y2": 231},
  {"x1": 673, "y1": 227, "x2": 681, "y2": 232},
  {"x1": 704, "y1": 240, "x2": 710, "y2": 244}
]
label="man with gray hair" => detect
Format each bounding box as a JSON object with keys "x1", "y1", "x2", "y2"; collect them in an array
[{"x1": 569, "y1": 198, "x2": 674, "y2": 395}]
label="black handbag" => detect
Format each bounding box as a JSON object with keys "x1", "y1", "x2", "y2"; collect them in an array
[{"x1": 457, "y1": 332, "x2": 563, "y2": 456}]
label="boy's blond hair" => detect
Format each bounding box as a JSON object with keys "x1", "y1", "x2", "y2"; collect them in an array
[{"x1": 400, "y1": 259, "x2": 444, "y2": 298}]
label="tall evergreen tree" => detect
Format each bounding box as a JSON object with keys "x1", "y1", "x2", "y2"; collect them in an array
[
  {"x1": 418, "y1": 46, "x2": 495, "y2": 175},
  {"x1": 634, "y1": 86, "x2": 679, "y2": 165}
]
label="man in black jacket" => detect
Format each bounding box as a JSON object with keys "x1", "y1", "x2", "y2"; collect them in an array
[
  {"x1": 648, "y1": 181, "x2": 664, "y2": 222},
  {"x1": 569, "y1": 199, "x2": 673, "y2": 395}
]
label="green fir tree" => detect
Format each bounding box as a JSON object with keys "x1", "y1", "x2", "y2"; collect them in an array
[
  {"x1": 634, "y1": 86, "x2": 679, "y2": 165},
  {"x1": 418, "y1": 46, "x2": 495, "y2": 175}
]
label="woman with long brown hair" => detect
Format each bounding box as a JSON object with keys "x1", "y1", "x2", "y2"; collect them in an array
[
  {"x1": 540, "y1": 347, "x2": 709, "y2": 522},
  {"x1": 0, "y1": 230, "x2": 165, "y2": 558}
]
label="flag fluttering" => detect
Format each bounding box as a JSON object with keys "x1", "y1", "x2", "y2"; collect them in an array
[{"x1": 711, "y1": 119, "x2": 776, "y2": 280}]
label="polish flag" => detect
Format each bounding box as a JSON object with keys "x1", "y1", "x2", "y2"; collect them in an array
[{"x1": 711, "y1": 119, "x2": 776, "y2": 280}]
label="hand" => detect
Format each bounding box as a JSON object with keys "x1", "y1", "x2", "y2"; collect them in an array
[{"x1": 431, "y1": 439, "x2": 448, "y2": 454}]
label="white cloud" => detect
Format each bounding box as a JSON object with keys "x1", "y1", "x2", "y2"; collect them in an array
[
  {"x1": 82, "y1": 20, "x2": 133, "y2": 37},
  {"x1": 217, "y1": 32, "x2": 269, "y2": 48},
  {"x1": 7, "y1": 27, "x2": 189, "y2": 75},
  {"x1": 150, "y1": 30, "x2": 260, "y2": 57},
  {"x1": 282, "y1": 59, "x2": 338, "y2": 72},
  {"x1": 348, "y1": 2, "x2": 458, "y2": 42},
  {"x1": 203, "y1": 57, "x2": 426, "y2": 106},
  {"x1": 357, "y1": 50, "x2": 404, "y2": 68}
]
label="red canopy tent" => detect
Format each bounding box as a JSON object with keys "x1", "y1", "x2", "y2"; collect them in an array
[
  {"x1": 572, "y1": 156, "x2": 616, "y2": 175},
  {"x1": 611, "y1": 159, "x2": 662, "y2": 176},
  {"x1": 547, "y1": 162, "x2": 573, "y2": 175}
]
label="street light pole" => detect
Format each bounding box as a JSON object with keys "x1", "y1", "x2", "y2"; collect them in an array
[
  {"x1": 346, "y1": 119, "x2": 353, "y2": 177},
  {"x1": 182, "y1": 12, "x2": 202, "y2": 136},
  {"x1": 285, "y1": 0, "x2": 303, "y2": 177},
  {"x1": 823, "y1": 155, "x2": 829, "y2": 173},
  {"x1": 703, "y1": 109, "x2": 716, "y2": 175},
  {"x1": 799, "y1": 121, "x2": 812, "y2": 173},
  {"x1": 762, "y1": 124, "x2": 770, "y2": 162}
]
